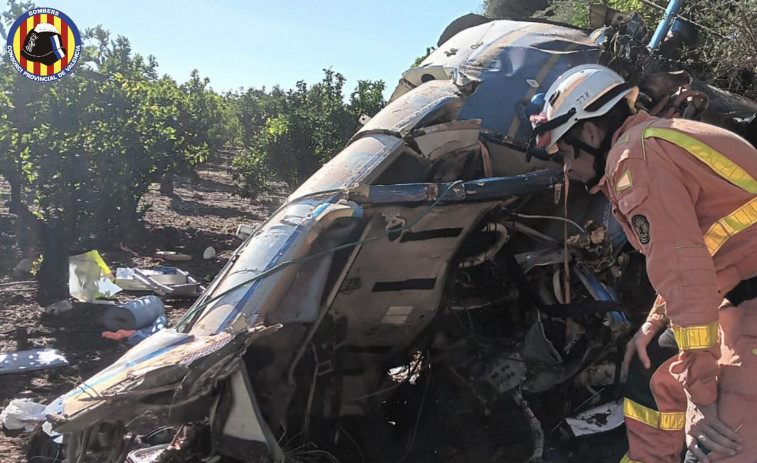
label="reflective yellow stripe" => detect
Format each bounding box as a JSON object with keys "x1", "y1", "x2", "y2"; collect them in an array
[
  {"x1": 672, "y1": 321, "x2": 719, "y2": 350},
  {"x1": 643, "y1": 128, "x2": 757, "y2": 193},
  {"x1": 643, "y1": 127, "x2": 757, "y2": 256},
  {"x1": 704, "y1": 196, "x2": 757, "y2": 255},
  {"x1": 623, "y1": 398, "x2": 686, "y2": 430},
  {"x1": 620, "y1": 453, "x2": 643, "y2": 463}
]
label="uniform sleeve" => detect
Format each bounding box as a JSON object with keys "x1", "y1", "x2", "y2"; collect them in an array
[
  {"x1": 611, "y1": 155, "x2": 721, "y2": 406},
  {"x1": 646, "y1": 294, "x2": 669, "y2": 328}
]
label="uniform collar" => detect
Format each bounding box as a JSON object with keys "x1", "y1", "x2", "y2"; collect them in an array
[{"x1": 591, "y1": 111, "x2": 657, "y2": 196}]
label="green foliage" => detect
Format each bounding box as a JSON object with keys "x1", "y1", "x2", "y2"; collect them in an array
[
  {"x1": 0, "y1": 2, "x2": 235, "y2": 254},
  {"x1": 411, "y1": 47, "x2": 437, "y2": 68},
  {"x1": 483, "y1": 0, "x2": 656, "y2": 29},
  {"x1": 232, "y1": 69, "x2": 386, "y2": 196},
  {"x1": 482, "y1": 0, "x2": 548, "y2": 19},
  {"x1": 679, "y1": 0, "x2": 757, "y2": 99}
]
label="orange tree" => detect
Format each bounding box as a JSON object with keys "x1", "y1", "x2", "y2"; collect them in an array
[
  {"x1": 231, "y1": 69, "x2": 385, "y2": 196},
  {"x1": 0, "y1": 3, "x2": 231, "y2": 303}
]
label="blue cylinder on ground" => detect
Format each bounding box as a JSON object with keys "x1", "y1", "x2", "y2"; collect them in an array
[{"x1": 104, "y1": 295, "x2": 165, "y2": 331}]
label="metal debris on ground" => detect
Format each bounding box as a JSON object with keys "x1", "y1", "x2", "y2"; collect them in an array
[
  {"x1": 68, "y1": 250, "x2": 121, "y2": 302},
  {"x1": 155, "y1": 251, "x2": 192, "y2": 261},
  {"x1": 235, "y1": 223, "x2": 254, "y2": 240},
  {"x1": 104, "y1": 295, "x2": 165, "y2": 331},
  {"x1": 116, "y1": 267, "x2": 204, "y2": 296},
  {"x1": 565, "y1": 399, "x2": 624, "y2": 437},
  {"x1": 0, "y1": 348, "x2": 69, "y2": 374},
  {"x1": 45, "y1": 299, "x2": 73, "y2": 315}
]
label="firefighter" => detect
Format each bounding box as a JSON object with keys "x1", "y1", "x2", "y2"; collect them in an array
[{"x1": 529, "y1": 64, "x2": 757, "y2": 463}]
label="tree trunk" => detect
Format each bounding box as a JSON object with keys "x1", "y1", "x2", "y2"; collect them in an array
[{"x1": 36, "y1": 218, "x2": 70, "y2": 306}]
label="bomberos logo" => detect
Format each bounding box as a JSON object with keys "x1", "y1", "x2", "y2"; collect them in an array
[{"x1": 6, "y1": 7, "x2": 81, "y2": 82}]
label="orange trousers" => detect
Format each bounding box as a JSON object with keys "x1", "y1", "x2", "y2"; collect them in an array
[{"x1": 623, "y1": 299, "x2": 757, "y2": 463}]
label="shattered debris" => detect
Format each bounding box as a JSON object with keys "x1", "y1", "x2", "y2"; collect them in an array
[
  {"x1": 0, "y1": 399, "x2": 46, "y2": 432},
  {"x1": 116, "y1": 267, "x2": 204, "y2": 296},
  {"x1": 155, "y1": 251, "x2": 192, "y2": 261},
  {"x1": 68, "y1": 250, "x2": 121, "y2": 302},
  {"x1": 566, "y1": 221, "x2": 615, "y2": 270},
  {"x1": 235, "y1": 223, "x2": 254, "y2": 240},
  {"x1": 0, "y1": 348, "x2": 69, "y2": 374},
  {"x1": 45, "y1": 299, "x2": 72, "y2": 315},
  {"x1": 202, "y1": 246, "x2": 216, "y2": 259},
  {"x1": 565, "y1": 399, "x2": 624, "y2": 437}
]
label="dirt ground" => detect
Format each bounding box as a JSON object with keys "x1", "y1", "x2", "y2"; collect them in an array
[{"x1": 0, "y1": 161, "x2": 286, "y2": 462}]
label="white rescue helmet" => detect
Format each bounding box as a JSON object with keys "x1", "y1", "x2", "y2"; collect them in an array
[{"x1": 529, "y1": 64, "x2": 638, "y2": 155}]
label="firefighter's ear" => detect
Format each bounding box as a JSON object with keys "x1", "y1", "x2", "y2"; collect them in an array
[{"x1": 581, "y1": 121, "x2": 605, "y2": 149}]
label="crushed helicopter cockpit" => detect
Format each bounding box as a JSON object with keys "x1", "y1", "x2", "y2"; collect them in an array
[{"x1": 36, "y1": 9, "x2": 757, "y2": 463}]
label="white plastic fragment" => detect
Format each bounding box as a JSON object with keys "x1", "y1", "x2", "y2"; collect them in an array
[
  {"x1": 68, "y1": 250, "x2": 121, "y2": 301},
  {"x1": 235, "y1": 224, "x2": 255, "y2": 240},
  {"x1": 0, "y1": 399, "x2": 46, "y2": 432},
  {"x1": 565, "y1": 399, "x2": 624, "y2": 437}
]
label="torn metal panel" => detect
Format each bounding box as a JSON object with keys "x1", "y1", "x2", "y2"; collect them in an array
[
  {"x1": 210, "y1": 364, "x2": 284, "y2": 462},
  {"x1": 392, "y1": 20, "x2": 599, "y2": 145},
  {"x1": 187, "y1": 199, "x2": 362, "y2": 336},
  {"x1": 290, "y1": 134, "x2": 405, "y2": 200},
  {"x1": 356, "y1": 80, "x2": 463, "y2": 141},
  {"x1": 329, "y1": 202, "x2": 489, "y2": 348},
  {"x1": 50, "y1": 325, "x2": 279, "y2": 435},
  {"x1": 49, "y1": 13, "x2": 719, "y2": 463},
  {"x1": 0, "y1": 348, "x2": 68, "y2": 374},
  {"x1": 130, "y1": 267, "x2": 204, "y2": 297},
  {"x1": 347, "y1": 169, "x2": 563, "y2": 206},
  {"x1": 411, "y1": 119, "x2": 482, "y2": 161}
]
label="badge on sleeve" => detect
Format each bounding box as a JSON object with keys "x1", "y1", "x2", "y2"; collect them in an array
[{"x1": 632, "y1": 215, "x2": 650, "y2": 244}]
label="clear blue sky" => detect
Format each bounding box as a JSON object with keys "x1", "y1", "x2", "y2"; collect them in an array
[{"x1": 44, "y1": 0, "x2": 483, "y2": 97}]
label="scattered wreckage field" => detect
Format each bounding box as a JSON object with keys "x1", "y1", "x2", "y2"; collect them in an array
[
  {"x1": 0, "y1": 161, "x2": 633, "y2": 462},
  {"x1": 0, "y1": 161, "x2": 284, "y2": 463}
]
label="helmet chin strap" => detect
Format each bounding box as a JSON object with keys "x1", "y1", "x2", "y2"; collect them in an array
[{"x1": 566, "y1": 133, "x2": 613, "y2": 190}]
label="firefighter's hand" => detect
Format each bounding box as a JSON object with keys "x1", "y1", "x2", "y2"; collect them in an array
[
  {"x1": 648, "y1": 94, "x2": 679, "y2": 119},
  {"x1": 622, "y1": 321, "x2": 662, "y2": 376},
  {"x1": 686, "y1": 401, "x2": 742, "y2": 462}
]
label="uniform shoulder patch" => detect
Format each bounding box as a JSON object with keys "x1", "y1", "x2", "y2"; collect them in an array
[
  {"x1": 631, "y1": 215, "x2": 650, "y2": 245},
  {"x1": 616, "y1": 169, "x2": 633, "y2": 191}
]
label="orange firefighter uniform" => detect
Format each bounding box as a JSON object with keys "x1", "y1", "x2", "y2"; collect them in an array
[{"x1": 593, "y1": 111, "x2": 757, "y2": 463}]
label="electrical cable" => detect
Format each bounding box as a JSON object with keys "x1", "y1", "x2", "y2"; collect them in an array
[{"x1": 512, "y1": 213, "x2": 586, "y2": 233}]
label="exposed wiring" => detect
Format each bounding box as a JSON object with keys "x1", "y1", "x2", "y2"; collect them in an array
[
  {"x1": 348, "y1": 355, "x2": 425, "y2": 401},
  {"x1": 302, "y1": 343, "x2": 318, "y2": 443},
  {"x1": 175, "y1": 180, "x2": 464, "y2": 331},
  {"x1": 337, "y1": 424, "x2": 367, "y2": 463},
  {"x1": 398, "y1": 354, "x2": 431, "y2": 463},
  {"x1": 506, "y1": 221, "x2": 557, "y2": 243},
  {"x1": 513, "y1": 213, "x2": 586, "y2": 233},
  {"x1": 552, "y1": 269, "x2": 564, "y2": 305}
]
